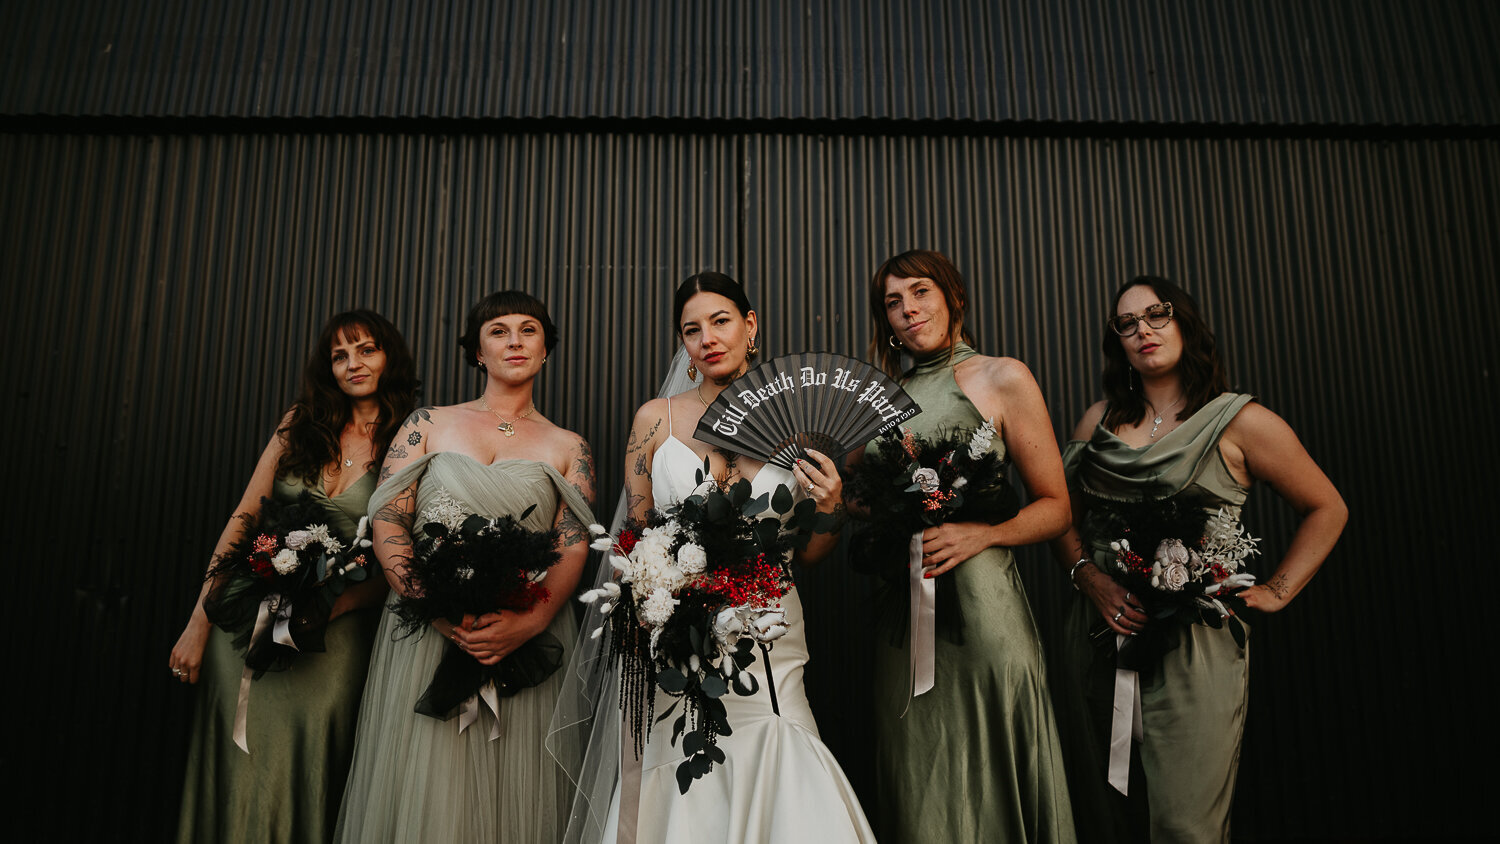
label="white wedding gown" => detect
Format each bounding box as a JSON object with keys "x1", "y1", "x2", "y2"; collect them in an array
[{"x1": 601, "y1": 428, "x2": 875, "y2": 843}]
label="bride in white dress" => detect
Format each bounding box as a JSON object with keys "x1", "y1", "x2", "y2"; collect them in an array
[{"x1": 549, "y1": 272, "x2": 875, "y2": 844}]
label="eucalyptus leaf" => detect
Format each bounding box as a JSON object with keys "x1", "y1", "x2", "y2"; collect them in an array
[
  {"x1": 683, "y1": 729, "x2": 705, "y2": 756},
  {"x1": 654, "y1": 698, "x2": 681, "y2": 723},
  {"x1": 742, "y1": 493, "x2": 769, "y2": 517},
  {"x1": 706, "y1": 493, "x2": 730, "y2": 522},
  {"x1": 315, "y1": 552, "x2": 329, "y2": 581},
  {"x1": 772, "y1": 484, "x2": 794, "y2": 514},
  {"x1": 675, "y1": 761, "x2": 694, "y2": 794},
  {"x1": 671, "y1": 713, "x2": 686, "y2": 745},
  {"x1": 346, "y1": 566, "x2": 368, "y2": 582},
  {"x1": 701, "y1": 673, "x2": 729, "y2": 698},
  {"x1": 658, "y1": 667, "x2": 689, "y2": 693},
  {"x1": 729, "y1": 478, "x2": 751, "y2": 505}
]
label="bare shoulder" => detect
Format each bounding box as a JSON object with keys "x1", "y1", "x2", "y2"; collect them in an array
[
  {"x1": 1223, "y1": 400, "x2": 1296, "y2": 446},
  {"x1": 958, "y1": 353, "x2": 1035, "y2": 388},
  {"x1": 1073, "y1": 400, "x2": 1109, "y2": 440}
]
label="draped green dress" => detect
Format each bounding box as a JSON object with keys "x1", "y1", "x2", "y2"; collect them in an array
[
  {"x1": 869, "y1": 343, "x2": 1076, "y2": 843},
  {"x1": 334, "y1": 452, "x2": 594, "y2": 844},
  {"x1": 177, "y1": 471, "x2": 382, "y2": 844},
  {"x1": 1057, "y1": 393, "x2": 1253, "y2": 844}
]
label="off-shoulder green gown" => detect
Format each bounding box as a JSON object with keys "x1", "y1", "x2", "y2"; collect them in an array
[
  {"x1": 1057, "y1": 393, "x2": 1253, "y2": 844},
  {"x1": 869, "y1": 344, "x2": 1076, "y2": 843},
  {"x1": 334, "y1": 452, "x2": 594, "y2": 844},
  {"x1": 176, "y1": 471, "x2": 381, "y2": 844}
]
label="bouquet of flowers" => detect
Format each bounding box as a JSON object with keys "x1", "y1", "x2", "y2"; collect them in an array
[
  {"x1": 846, "y1": 421, "x2": 1020, "y2": 640},
  {"x1": 204, "y1": 493, "x2": 374, "y2": 675},
  {"x1": 579, "y1": 459, "x2": 828, "y2": 794},
  {"x1": 1085, "y1": 493, "x2": 1260, "y2": 668},
  {"x1": 390, "y1": 490, "x2": 563, "y2": 735}
]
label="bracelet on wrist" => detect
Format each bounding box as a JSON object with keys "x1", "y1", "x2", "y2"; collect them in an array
[{"x1": 1068, "y1": 558, "x2": 1090, "y2": 590}]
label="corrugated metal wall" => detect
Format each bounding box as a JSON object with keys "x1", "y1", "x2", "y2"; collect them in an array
[
  {"x1": 5, "y1": 0, "x2": 1497, "y2": 840},
  {"x1": 5, "y1": 0, "x2": 1500, "y2": 125},
  {"x1": 5, "y1": 129, "x2": 1494, "y2": 840}
]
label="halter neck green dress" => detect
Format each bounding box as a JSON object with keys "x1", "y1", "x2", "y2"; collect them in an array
[
  {"x1": 1057, "y1": 393, "x2": 1253, "y2": 844},
  {"x1": 334, "y1": 452, "x2": 594, "y2": 844},
  {"x1": 177, "y1": 470, "x2": 381, "y2": 844},
  {"x1": 869, "y1": 343, "x2": 1076, "y2": 843}
]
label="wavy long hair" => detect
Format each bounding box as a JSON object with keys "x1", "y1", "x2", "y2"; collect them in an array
[
  {"x1": 276, "y1": 310, "x2": 419, "y2": 484},
  {"x1": 866, "y1": 249, "x2": 976, "y2": 378},
  {"x1": 1101, "y1": 276, "x2": 1230, "y2": 431}
]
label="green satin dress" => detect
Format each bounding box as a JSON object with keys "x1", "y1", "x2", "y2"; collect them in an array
[
  {"x1": 177, "y1": 470, "x2": 382, "y2": 844},
  {"x1": 869, "y1": 343, "x2": 1076, "y2": 843},
  {"x1": 334, "y1": 453, "x2": 594, "y2": 844},
  {"x1": 1057, "y1": 393, "x2": 1253, "y2": 844}
]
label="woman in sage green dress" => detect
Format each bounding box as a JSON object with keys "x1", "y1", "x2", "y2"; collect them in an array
[
  {"x1": 1051, "y1": 276, "x2": 1346, "y2": 843},
  {"x1": 170, "y1": 310, "x2": 418, "y2": 844},
  {"x1": 334, "y1": 290, "x2": 596, "y2": 843},
  {"x1": 861, "y1": 250, "x2": 1077, "y2": 842}
]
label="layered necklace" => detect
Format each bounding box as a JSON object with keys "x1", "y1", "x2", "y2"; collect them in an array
[
  {"x1": 1145, "y1": 394, "x2": 1185, "y2": 438},
  {"x1": 480, "y1": 394, "x2": 536, "y2": 437}
]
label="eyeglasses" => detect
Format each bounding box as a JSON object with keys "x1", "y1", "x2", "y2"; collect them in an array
[{"x1": 1108, "y1": 302, "x2": 1174, "y2": 336}]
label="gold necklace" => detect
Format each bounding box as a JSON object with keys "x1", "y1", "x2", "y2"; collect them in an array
[
  {"x1": 479, "y1": 394, "x2": 536, "y2": 437},
  {"x1": 695, "y1": 382, "x2": 712, "y2": 408}
]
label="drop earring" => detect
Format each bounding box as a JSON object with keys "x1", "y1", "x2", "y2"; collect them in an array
[
  {"x1": 888, "y1": 335, "x2": 903, "y2": 348},
  {"x1": 687, "y1": 363, "x2": 698, "y2": 381}
]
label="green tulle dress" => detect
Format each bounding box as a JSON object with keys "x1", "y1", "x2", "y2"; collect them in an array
[
  {"x1": 868, "y1": 343, "x2": 1076, "y2": 843},
  {"x1": 334, "y1": 453, "x2": 594, "y2": 844},
  {"x1": 176, "y1": 470, "x2": 381, "y2": 844},
  {"x1": 1056, "y1": 392, "x2": 1254, "y2": 844}
]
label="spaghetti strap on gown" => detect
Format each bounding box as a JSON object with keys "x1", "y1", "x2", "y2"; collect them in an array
[
  {"x1": 601, "y1": 406, "x2": 875, "y2": 843},
  {"x1": 177, "y1": 471, "x2": 381, "y2": 844},
  {"x1": 1055, "y1": 393, "x2": 1254, "y2": 844},
  {"x1": 867, "y1": 343, "x2": 1076, "y2": 843},
  {"x1": 334, "y1": 452, "x2": 594, "y2": 844}
]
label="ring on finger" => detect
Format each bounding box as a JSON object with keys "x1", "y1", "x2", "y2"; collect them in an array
[{"x1": 1113, "y1": 611, "x2": 1123, "y2": 622}]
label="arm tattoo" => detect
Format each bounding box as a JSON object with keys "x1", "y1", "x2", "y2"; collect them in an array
[
  {"x1": 407, "y1": 430, "x2": 423, "y2": 446},
  {"x1": 572, "y1": 439, "x2": 598, "y2": 502},
  {"x1": 633, "y1": 451, "x2": 651, "y2": 479},
  {"x1": 626, "y1": 489, "x2": 648, "y2": 518},
  {"x1": 385, "y1": 443, "x2": 409, "y2": 461},
  {"x1": 1267, "y1": 572, "x2": 1291, "y2": 600},
  {"x1": 377, "y1": 464, "x2": 393, "y2": 485},
  {"x1": 374, "y1": 487, "x2": 416, "y2": 548},
  {"x1": 557, "y1": 505, "x2": 588, "y2": 547},
  {"x1": 401, "y1": 407, "x2": 434, "y2": 427},
  {"x1": 625, "y1": 419, "x2": 661, "y2": 456}
]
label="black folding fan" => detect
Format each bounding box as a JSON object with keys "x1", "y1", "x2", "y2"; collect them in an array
[{"x1": 692, "y1": 352, "x2": 922, "y2": 469}]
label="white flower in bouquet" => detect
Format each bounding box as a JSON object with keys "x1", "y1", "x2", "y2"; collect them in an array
[
  {"x1": 455, "y1": 565, "x2": 475, "y2": 580},
  {"x1": 419, "y1": 490, "x2": 469, "y2": 534},
  {"x1": 911, "y1": 467, "x2": 941, "y2": 494},
  {"x1": 677, "y1": 543, "x2": 708, "y2": 575},
  {"x1": 1157, "y1": 538, "x2": 1191, "y2": 567},
  {"x1": 967, "y1": 418, "x2": 997, "y2": 460},
  {"x1": 750, "y1": 609, "x2": 789, "y2": 643},
  {"x1": 712, "y1": 606, "x2": 745, "y2": 647},
  {"x1": 271, "y1": 548, "x2": 302, "y2": 575},
  {"x1": 1159, "y1": 561, "x2": 1191, "y2": 591},
  {"x1": 285, "y1": 525, "x2": 341, "y2": 553},
  {"x1": 641, "y1": 587, "x2": 680, "y2": 627}
]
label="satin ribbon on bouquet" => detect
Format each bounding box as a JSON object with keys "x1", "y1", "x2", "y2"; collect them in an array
[
  {"x1": 457, "y1": 680, "x2": 504, "y2": 741},
  {"x1": 232, "y1": 595, "x2": 298, "y2": 753},
  {"x1": 899, "y1": 531, "x2": 937, "y2": 717},
  {"x1": 1107, "y1": 633, "x2": 1144, "y2": 794}
]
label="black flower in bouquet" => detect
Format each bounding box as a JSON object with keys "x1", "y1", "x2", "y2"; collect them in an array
[
  {"x1": 581, "y1": 459, "x2": 832, "y2": 793},
  {"x1": 204, "y1": 492, "x2": 375, "y2": 675},
  {"x1": 391, "y1": 490, "x2": 563, "y2": 735}
]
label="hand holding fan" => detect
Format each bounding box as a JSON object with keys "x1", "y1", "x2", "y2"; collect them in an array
[{"x1": 692, "y1": 352, "x2": 921, "y2": 469}]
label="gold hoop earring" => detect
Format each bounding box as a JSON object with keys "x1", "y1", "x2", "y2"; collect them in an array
[
  {"x1": 687, "y1": 363, "x2": 698, "y2": 381},
  {"x1": 888, "y1": 335, "x2": 903, "y2": 349},
  {"x1": 747, "y1": 337, "x2": 758, "y2": 356}
]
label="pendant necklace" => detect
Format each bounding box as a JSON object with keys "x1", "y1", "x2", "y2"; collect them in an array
[
  {"x1": 480, "y1": 394, "x2": 536, "y2": 437},
  {"x1": 1145, "y1": 395, "x2": 1185, "y2": 438},
  {"x1": 344, "y1": 458, "x2": 354, "y2": 467}
]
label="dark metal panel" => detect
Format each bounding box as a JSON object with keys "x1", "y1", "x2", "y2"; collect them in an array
[{"x1": 6, "y1": 0, "x2": 1500, "y2": 125}]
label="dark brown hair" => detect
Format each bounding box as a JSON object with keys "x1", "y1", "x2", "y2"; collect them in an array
[
  {"x1": 459, "y1": 290, "x2": 559, "y2": 367},
  {"x1": 673, "y1": 270, "x2": 758, "y2": 360},
  {"x1": 866, "y1": 249, "x2": 976, "y2": 377},
  {"x1": 277, "y1": 310, "x2": 419, "y2": 484},
  {"x1": 1101, "y1": 275, "x2": 1230, "y2": 431}
]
